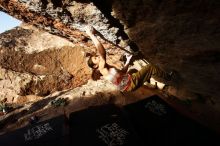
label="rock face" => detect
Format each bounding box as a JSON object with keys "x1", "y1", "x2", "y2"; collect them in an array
[
  {"x1": 0, "y1": 0, "x2": 130, "y2": 48},
  {"x1": 1, "y1": 0, "x2": 220, "y2": 135},
  {"x1": 112, "y1": 0, "x2": 220, "y2": 99},
  {"x1": 0, "y1": 25, "x2": 127, "y2": 134},
  {"x1": 0, "y1": 26, "x2": 91, "y2": 100},
  {"x1": 1, "y1": 0, "x2": 220, "y2": 99}
]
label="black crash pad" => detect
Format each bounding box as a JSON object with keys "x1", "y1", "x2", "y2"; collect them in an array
[
  {"x1": 69, "y1": 104, "x2": 142, "y2": 146},
  {"x1": 123, "y1": 95, "x2": 219, "y2": 146},
  {"x1": 0, "y1": 115, "x2": 69, "y2": 146}
]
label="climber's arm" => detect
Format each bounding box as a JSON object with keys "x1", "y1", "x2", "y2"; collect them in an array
[
  {"x1": 89, "y1": 34, "x2": 106, "y2": 61},
  {"x1": 85, "y1": 26, "x2": 106, "y2": 62}
]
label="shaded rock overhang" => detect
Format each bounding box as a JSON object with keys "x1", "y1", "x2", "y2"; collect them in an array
[
  {"x1": 0, "y1": 0, "x2": 83, "y2": 43},
  {"x1": 0, "y1": 0, "x2": 135, "y2": 53}
]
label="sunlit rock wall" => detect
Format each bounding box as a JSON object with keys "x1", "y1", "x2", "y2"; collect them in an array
[{"x1": 0, "y1": 26, "x2": 91, "y2": 100}]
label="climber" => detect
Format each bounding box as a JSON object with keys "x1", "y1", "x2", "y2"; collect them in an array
[{"x1": 85, "y1": 26, "x2": 172, "y2": 92}]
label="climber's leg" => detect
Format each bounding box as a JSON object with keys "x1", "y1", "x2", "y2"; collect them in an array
[{"x1": 126, "y1": 64, "x2": 170, "y2": 91}]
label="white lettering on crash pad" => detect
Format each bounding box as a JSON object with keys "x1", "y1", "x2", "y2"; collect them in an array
[
  {"x1": 96, "y1": 122, "x2": 129, "y2": 146},
  {"x1": 145, "y1": 100, "x2": 167, "y2": 116},
  {"x1": 24, "y1": 123, "x2": 53, "y2": 141}
]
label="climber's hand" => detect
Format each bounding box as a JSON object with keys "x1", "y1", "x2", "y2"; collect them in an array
[
  {"x1": 85, "y1": 25, "x2": 96, "y2": 35},
  {"x1": 125, "y1": 54, "x2": 133, "y2": 65},
  {"x1": 126, "y1": 54, "x2": 133, "y2": 62}
]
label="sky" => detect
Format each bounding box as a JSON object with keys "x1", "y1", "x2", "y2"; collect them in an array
[{"x1": 0, "y1": 11, "x2": 21, "y2": 33}]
